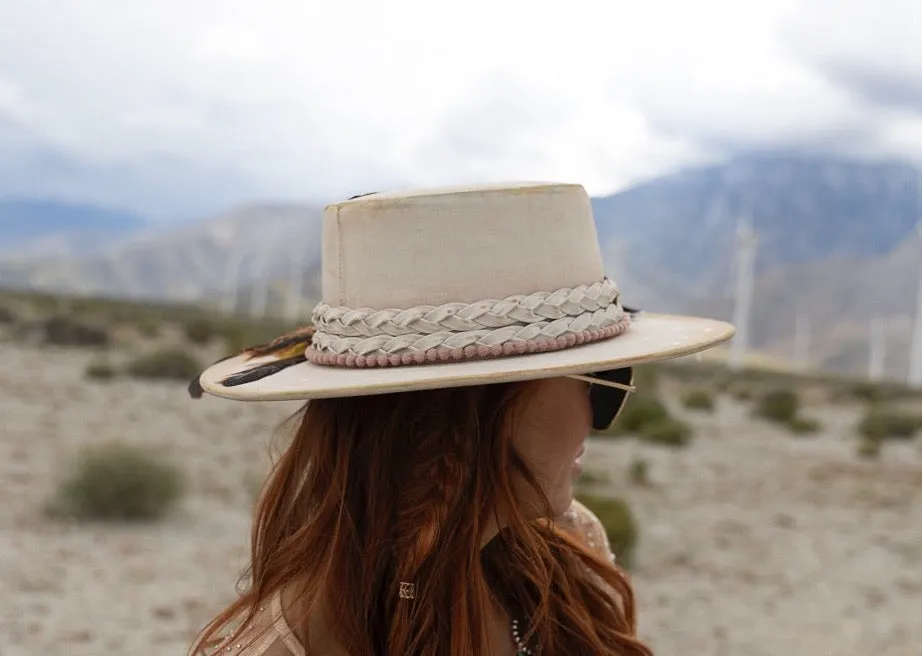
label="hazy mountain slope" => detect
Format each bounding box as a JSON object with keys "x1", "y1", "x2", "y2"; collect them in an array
[
  {"x1": 0, "y1": 199, "x2": 148, "y2": 257},
  {"x1": 592, "y1": 153, "x2": 921, "y2": 307},
  {"x1": 686, "y1": 232, "x2": 922, "y2": 379},
  {"x1": 0, "y1": 204, "x2": 324, "y2": 305}
]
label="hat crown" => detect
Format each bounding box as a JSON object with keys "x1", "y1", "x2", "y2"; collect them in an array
[{"x1": 321, "y1": 182, "x2": 605, "y2": 309}]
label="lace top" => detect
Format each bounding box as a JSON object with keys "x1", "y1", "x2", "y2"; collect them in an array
[{"x1": 207, "y1": 499, "x2": 615, "y2": 656}]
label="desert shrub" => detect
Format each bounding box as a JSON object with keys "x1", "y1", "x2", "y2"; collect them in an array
[
  {"x1": 628, "y1": 458, "x2": 649, "y2": 486},
  {"x1": 0, "y1": 304, "x2": 15, "y2": 323},
  {"x1": 85, "y1": 361, "x2": 116, "y2": 381},
  {"x1": 682, "y1": 388, "x2": 715, "y2": 412},
  {"x1": 755, "y1": 389, "x2": 799, "y2": 423},
  {"x1": 849, "y1": 382, "x2": 884, "y2": 403},
  {"x1": 217, "y1": 319, "x2": 298, "y2": 356},
  {"x1": 733, "y1": 386, "x2": 755, "y2": 401},
  {"x1": 786, "y1": 416, "x2": 821, "y2": 435},
  {"x1": 857, "y1": 409, "x2": 919, "y2": 441},
  {"x1": 577, "y1": 469, "x2": 610, "y2": 486},
  {"x1": 576, "y1": 494, "x2": 639, "y2": 570},
  {"x1": 136, "y1": 319, "x2": 161, "y2": 339},
  {"x1": 41, "y1": 316, "x2": 110, "y2": 347},
  {"x1": 632, "y1": 365, "x2": 660, "y2": 392},
  {"x1": 126, "y1": 348, "x2": 201, "y2": 380},
  {"x1": 856, "y1": 437, "x2": 882, "y2": 460},
  {"x1": 183, "y1": 318, "x2": 218, "y2": 345},
  {"x1": 640, "y1": 418, "x2": 692, "y2": 448},
  {"x1": 712, "y1": 376, "x2": 734, "y2": 393},
  {"x1": 46, "y1": 442, "x2": 185, "y2": 521},
  {"x1": 221, "y1": 325, "x2": 274, "y2": 355},
  {"x1": 220, "y1": 324, "x2": 253, "y2": 355},
  {"x1": 613, "y1": 394, "x2": 670, "y2": 433}
]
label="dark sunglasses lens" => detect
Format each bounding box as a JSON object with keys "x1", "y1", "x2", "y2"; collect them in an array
[{"x1": 589, "y1": 367, "x2": 634, "y2": 431}]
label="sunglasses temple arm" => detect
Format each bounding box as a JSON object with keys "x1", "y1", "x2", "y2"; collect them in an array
[{"x1": 567, "y1": 374, "x2": 636, "y2": 393}]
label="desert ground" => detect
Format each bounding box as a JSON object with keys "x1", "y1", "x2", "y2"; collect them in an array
[{"x1": 1, "y1": 330, "x2": 921, "y2": 655}]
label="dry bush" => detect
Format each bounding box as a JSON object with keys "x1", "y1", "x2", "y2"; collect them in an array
[
  {"x1": 183, "y1": 318, "x2": 219, "y2": 345},
  {"x1": 612, "y1": 394, "x2": 669, "y2": 433},
  {"x1": 46, "y1": 442, "x2": 186, "y2": 522},
  {"x1": 786, "y1": 416, "x2": 821, "y2": 436},
  {"x1": 732, "y1": 386, "x2": 755, "y2": 401},
  {"x1": 682, "y1": 388, "x2": 715, "y2": 412},
  {"x1": 126, "y1": 348, "x2": 201, "y2": 381},
  {"x1": 856, "y1": 437, "x2": 882, "y2": 460},
  {"x1": 628, "y1": 458, "x2": 650, "y2": 486},
  {"x1": 84, "y1": 361, "x2": 117, "y2": 381},
  {"x1": 857, "y1": 409, "x2": 919, "y2": 441},
  {"x1": 41, "y1": 316, "x2": 110, "y2": 347},
  {"x1": 576, "y1": 469, "x2": 611, "y2": 486},
  {"x1": 640, "y1": 417, "x2": 693, "y2": 448},
  {"x1": 135, "y1": 318, "x2": 161, "y2": 339},
  {"x1": 576, "y1": 494, "x2": 640, "y2": 570},
  {"x1": 755, "y1": 389, "x2": 799, "y2": 423},
  {"x1": 0, "y1": 304, "x2": 16, "y2": 323}
]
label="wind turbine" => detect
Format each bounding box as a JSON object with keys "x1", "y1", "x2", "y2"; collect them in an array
[
  {"x1": 728, "y1": 216, "x2": 757, "y2": 371},
  {"x1": 908, "y1": 219, "x2": 922, "y2": 388},
  {"x1": 793, "y1": 305, "x2": 810, "y2": 372},
  {"x1": 285, "y1": 238, "x2": 308, "y2": 323},
  {"x1": 868, "y1": 315, "x2": 886, "y2": 381},
  {"x1": 107, "y1": 250, "x2": 134, "y2": 301},
  {"x1": 221, "y1": 244, "x2": 245, "y2": 315},
  {"x1": 249, "y1": 236, "x2": 279, "y2": 320},
  {"x1": 182, "y1": 240, "x2": 212, "y2": 305}
]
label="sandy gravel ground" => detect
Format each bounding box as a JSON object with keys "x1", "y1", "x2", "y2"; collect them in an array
[{"x1": 1, "y1": 343, "x2": 920, "y2": 655}]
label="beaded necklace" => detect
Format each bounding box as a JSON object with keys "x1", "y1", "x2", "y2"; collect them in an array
[{"x1": 510, "y1": 618, "x2": 534, "y2": 655}]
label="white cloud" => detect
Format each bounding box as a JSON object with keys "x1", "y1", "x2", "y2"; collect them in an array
[
  {"x1": 0, "y1": 0, "x2": 920, "y2": 218},
  {"x1": 782, "y1": 0, "x2": 922, "y2": 83}
]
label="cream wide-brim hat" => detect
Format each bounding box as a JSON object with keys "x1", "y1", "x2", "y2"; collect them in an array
[{"x1": 196, "y1": 182, "x2": 735, "y2": 401}]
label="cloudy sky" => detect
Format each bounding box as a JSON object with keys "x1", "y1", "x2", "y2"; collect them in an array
[{"x1": 1, "y1": 0, "x2": 921, "y2": 220}]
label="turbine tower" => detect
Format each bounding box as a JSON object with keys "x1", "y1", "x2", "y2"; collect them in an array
[
  {"x1": 108, "y1": 250, "x2": 134, "y2": 301},
  {"x1": 285, "y1": 238, "x2": 307, "y2": 323},
  {"x1": 183, "y1": 241, "x2": 212, "y2": 305},
  {"x1": 728, "y1": 217, "x2": 757, "y2": 371},
  {"x1": 221, "y1": 244, "x2": 245, "y2": 315},
  {"x1": 249, "y1": 237, "x2": 278, "y2": 320},
  {"x1": 868, "y1": 315, "x2": 886, "y2": 381},
  {"x1": 908, "y1": 219, "x2": 922, "y2": 388},
  {"x1": 793, "y1": 305, "x2": 810, "y2": 372}
]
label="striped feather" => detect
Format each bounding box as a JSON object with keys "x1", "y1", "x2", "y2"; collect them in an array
[
  {"x1": 188, "y1": 324, "x2": 316, "y2": 398},
  {"x1": 219, "y1": 353, "x2": 308, "y2": 388}
]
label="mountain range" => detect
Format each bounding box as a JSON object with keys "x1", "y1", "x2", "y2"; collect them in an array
[
  {"x1": 1, "y1": 152, "x2": 920, "y2": 380},
  {"x1": 592, "y1": 153, "x2": 921, "y2": 307},
  {"x1": 0, "y1": 199, "x2": 149, "y2": 257},
  {"x1": 0, "y1": 203, "x2": 323, "y2": 306},
  {"x1": 592, "y1": 154, "x2": 922, "y2": 379}
]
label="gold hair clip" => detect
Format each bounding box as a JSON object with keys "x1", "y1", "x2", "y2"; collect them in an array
[{"x1": 398, "y1": 582, "x2": 416, "y2": 600}]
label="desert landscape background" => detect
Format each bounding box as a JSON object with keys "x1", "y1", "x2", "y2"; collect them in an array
[
  {"x1": 5, "y1": 3, "x2": 922, "y2": 654},
  {"x1": 1, "y1": 291, "x2": 920, "y2": 656}
]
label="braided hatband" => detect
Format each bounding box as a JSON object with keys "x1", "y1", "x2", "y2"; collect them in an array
[{"x1": 307, "y1": 278, "x2": 630, "y2": 368}]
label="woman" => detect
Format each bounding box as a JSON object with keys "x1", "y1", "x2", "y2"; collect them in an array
[{"x1": 188, "y1": 182, "x2": 734, "y2": 655}]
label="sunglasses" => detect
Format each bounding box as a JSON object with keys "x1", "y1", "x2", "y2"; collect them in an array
[{"x1": 567, "y1": 367, "x2": 636, "y2": 431}]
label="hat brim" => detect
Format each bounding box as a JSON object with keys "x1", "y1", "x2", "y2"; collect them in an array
[{"x1": 198, "y1": 313, "x2": 734, "y2": 402}]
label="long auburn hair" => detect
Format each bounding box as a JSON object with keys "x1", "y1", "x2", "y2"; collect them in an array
[{"x1": 190, "y1": 381, "x2": 653, "y2": 655}]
